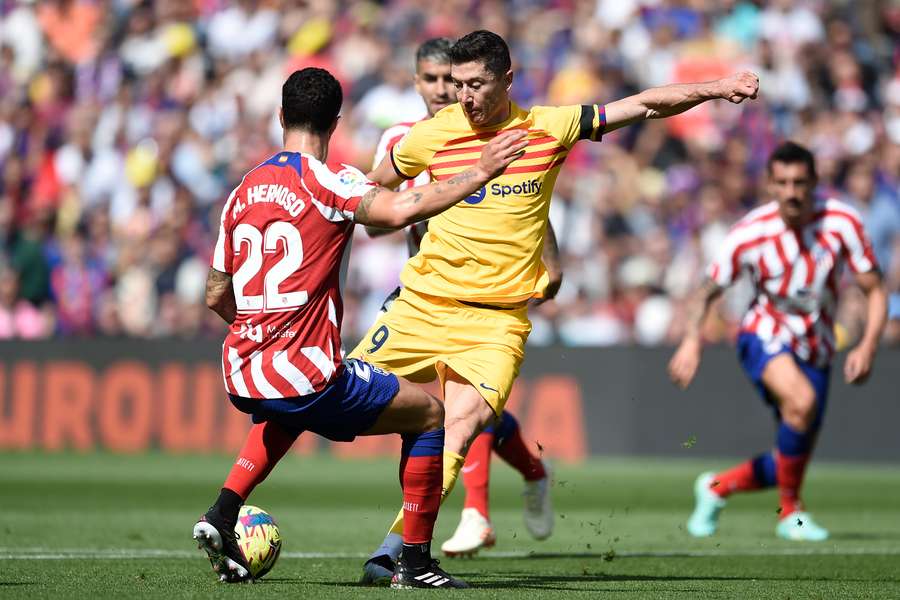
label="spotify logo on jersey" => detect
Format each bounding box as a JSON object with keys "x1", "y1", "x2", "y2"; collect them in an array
[{"x1": 464, "y1": 187, "x2": 487, "y2": 205}]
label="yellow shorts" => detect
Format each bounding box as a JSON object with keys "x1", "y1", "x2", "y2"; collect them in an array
[{"x1": 348, "y1": 287, "x2": 531, "y2": 415}]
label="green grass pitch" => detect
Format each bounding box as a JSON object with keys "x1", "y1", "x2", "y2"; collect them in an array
[{"x1": 1, "y1": 452, "x2": 898, "y2": 599}]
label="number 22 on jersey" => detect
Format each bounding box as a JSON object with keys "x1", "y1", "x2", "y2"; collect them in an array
[{"x1": 232, "y1": 221, "x2": 307, "y2": 313}]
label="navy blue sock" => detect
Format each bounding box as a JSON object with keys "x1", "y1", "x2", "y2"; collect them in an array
[
  {"x1": 751, "y1": 452, "x2": 776, "y2": 487},
  {"x1": 491, "y1": 410, "x2": 518, "y2": 449},
  {"x1": 777, "y1": 422, "x2": 812, "y2": 456},
  {"x1": 401, "y1": 428, "x2": 445, "y2": 458}
]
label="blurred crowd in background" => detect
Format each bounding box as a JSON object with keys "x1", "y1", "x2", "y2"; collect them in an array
[{"x1": 0, "y1": 0, "x2": 898, "y2": 348}]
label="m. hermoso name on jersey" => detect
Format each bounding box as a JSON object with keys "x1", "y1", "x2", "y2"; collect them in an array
[{"x1": 230, "y1": 184, "x2": 306, "y2": 219}]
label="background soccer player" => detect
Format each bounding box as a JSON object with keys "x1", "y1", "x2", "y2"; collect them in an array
[
  {"x1": 354, "y1": 29, "x2": 759, "y2": 578},
  {"x1": 669, "y1": 142, "x2": 888, "y2": 541},
  {"x1": 363, "y1": 38, "x2": 556, "y2": 571},
  {"x1": 192, "y1": 66, "x2": 527, "y2": 588}
]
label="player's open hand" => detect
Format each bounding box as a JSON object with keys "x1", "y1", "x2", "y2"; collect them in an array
[
  {"x1": 844, "y1": 343, "x2": 875, "y2": 385},
  {"x1": 718, "y1": 71, "x2": 759, "y2": 104},
  {"x1": 668, "y1": 337, "x2": 702, "y2": 390},
  {"x1": 477, "y1": 129, "x2": 529, "y2": 180}
]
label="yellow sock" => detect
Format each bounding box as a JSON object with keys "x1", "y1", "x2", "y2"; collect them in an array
[{"x1": 387, "y1": 450, "x2": 465, "y2": 536}]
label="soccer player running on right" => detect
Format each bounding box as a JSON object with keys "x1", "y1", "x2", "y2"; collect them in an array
[{"x1": 669, "y1": 142, "x2": 888, "y2": 541}]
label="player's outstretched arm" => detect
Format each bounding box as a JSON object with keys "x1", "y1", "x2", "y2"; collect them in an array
[
  {"x1": 844, "y1": 270, "x2": 888, "y2": 384},
  {"x1": 354, "y1": 130, "x2": 528, "y2": 229},
  {"x1": 668, "y1": 277, "x2": 725, "y2": 390},
  {"x1": 604, "y1": 72, "x2": 759, "y2": 133},
  {"x1": 367, "y1": 152, "x2": 405, "y2": 189},
  {"x1": 206, "y1": 267, "x2": 237, "y2": 324}
]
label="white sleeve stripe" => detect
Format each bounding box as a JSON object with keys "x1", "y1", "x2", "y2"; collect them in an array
[
  {"x1": 212, "y1": 222, "x2": 227, "y2": 271},
  {"x1": 250, "y1": 350, "x2": 281, "y2": 398},
  {"x1": 307, "y1": 158, "x2": 375, "y2": 201},
  {"x1": 829, "y1": 217, "x2": 872, "y2": 272},
  {"x1": 327, "y1": 296, "x2": 338, "y2": 327},
  {"x1": 300, "y1": 177, "x2": 354, "y2": 223},
  {"x1": 212, "y1": 178, "x2": 246, "y2": 272},
  {"x1": 227, "y1": 346, "x2": 250, "y2": 397}
]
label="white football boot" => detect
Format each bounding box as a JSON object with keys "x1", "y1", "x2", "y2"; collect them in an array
[
  {"x1": 440, "y1": 508, "x2": 496, "y2": 557},
  {"x1": 523, "y1": 460, "x2": 553, "y2": 540}
]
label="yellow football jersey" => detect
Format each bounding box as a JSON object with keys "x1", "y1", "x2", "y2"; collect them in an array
[{"x1": 391, "y1": 101, "x2": 605, "y2": 303}]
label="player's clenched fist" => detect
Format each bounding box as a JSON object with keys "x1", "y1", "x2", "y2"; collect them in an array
[
  {"x1": 476, "y1": 129, "x2": 529, "y2": 180},
  {"x1": 668, "y1": 337, "x2": 702, "y2": 390},
  {"x1": 718, "y1": 71, "x2": 759, "y2": 104},
  {"x1": 844, "y1": 343, "x2": 875, "y2": 385}
]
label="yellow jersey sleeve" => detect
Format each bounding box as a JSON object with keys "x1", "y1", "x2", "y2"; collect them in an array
[
  {"x1": 541, "y1": 104, "x2": 607, "y2": 148},
  {"x1": 390, "y1": 119, "x2": 437, "y2": 180}
]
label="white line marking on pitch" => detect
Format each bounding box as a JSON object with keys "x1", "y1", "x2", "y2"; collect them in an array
[{"x1": 3, "y1": 547, "x2": 900, "y2": 560}]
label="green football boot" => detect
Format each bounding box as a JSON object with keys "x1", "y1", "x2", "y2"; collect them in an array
[
  {"x1": 776, "y1": 511, "x2": 829, "y2": 541},
  {"x1": 686, "y1": 472, "x2": 727, "y2": 537}
]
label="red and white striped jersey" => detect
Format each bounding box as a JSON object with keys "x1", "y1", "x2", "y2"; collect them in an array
[
  {"x1": 211, "y1": 152, "x2": 375, "y2": 399},
  {"x1": 374, "y1": 121, "x2": 429, "y2": 255},
  {"x1": 709, "y1": 198, "x2": 878, "y2": 367}
]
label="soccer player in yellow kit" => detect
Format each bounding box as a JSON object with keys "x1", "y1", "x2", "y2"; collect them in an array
[
  {"x1": 354, "y1": 30, "x2": 759, "y2": 582},
  {"x1": 366, "y1": 37, "x2": 561, "y2": 565}
]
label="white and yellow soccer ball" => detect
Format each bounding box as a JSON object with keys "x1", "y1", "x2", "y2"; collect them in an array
[{"x1": 235, "y1": 505, "x2": 282, "y2": 578}]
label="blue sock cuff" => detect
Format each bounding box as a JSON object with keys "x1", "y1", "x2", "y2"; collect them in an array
[
  {"x1": 751, "y1": 452, "x2": 776, "y2": 487},
  {"x1": 371, "y1": 532, "x2": 403, "y2": 562},
  {"x1": 401, "y1": 428, "x2": 444, "y2": 458},
  {"x1": 492, "y1": 411, "x2": 518, "y2": 447},
  {"x1": 777, "y1": 422, "x2": 812, "y2": 456}
]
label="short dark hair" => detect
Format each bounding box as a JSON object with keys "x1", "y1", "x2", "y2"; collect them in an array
[
  {"x1": 449, "y1": 30, "x2": 511, "y2": 78},
  {"x1": 767, "y1": 141, "x2": 817, "y2": 179},
  {"x1": 416, "y1": 37, "x2": 452, "y2": 66},
  {"x1": 281, "y1": 68, "x2": 342, "y2": 134}
]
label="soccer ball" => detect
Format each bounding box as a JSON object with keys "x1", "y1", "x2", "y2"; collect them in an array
[{"x1": 235, "y1": 505, "x2": 282, "y2": 578}]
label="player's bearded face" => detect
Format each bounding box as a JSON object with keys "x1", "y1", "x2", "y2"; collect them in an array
[
  {"x1": 770, "y1": 161, "x2": 816, "y2": 226},
  {"x1": 415, "y1": 60, "x2": 454, "y2": 117},
  {"x1": 451, "y1": 61, "x2": 512, "y2": 127}
]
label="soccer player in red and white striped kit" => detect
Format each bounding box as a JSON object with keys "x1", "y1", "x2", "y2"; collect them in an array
[
  {"x1": 192, "y1": 67, "x2": 528, "y2": 588},
  {"x1": 669, "y1": 141, "x2": 888, "y2": 541}
]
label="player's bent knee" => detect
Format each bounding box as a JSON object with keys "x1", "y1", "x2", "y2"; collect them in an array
[
  {"x1": 783, "y1": 384, "x2": 817, "y2": 431},
  {"x1": 421, "y1": 396, "x2": 445, "y2": 431},
  {"x1": 443, "y1": 414, "x2": 486, "y2": 455}
]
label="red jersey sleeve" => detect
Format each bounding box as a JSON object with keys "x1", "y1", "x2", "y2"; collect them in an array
[
  {"x1": 834, "y1": 205, "x2": 878, "y2": 274},
  {"x1": 211, "y1": 184, "x2": 241, "y2": 273},
  {"x1": 305, "y1": 161, "x2": 376, "y2": 222},
  {"x1": 707, "y1": 224, "x2": 748, "y2": 287}
]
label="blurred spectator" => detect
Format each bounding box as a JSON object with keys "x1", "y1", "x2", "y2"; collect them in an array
[
  {"x1": 49, "y1": 230, "x2": 105, "y2": 335},
  {"x1": 0, "y1": 0, "x2": 896, "y2": 347},
  {"x1": 37, "y1": 0, "x2": 102, "y2": 66},
  {"x1": 0, "y1": 265, "x2": 50, "y2": 339}
]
